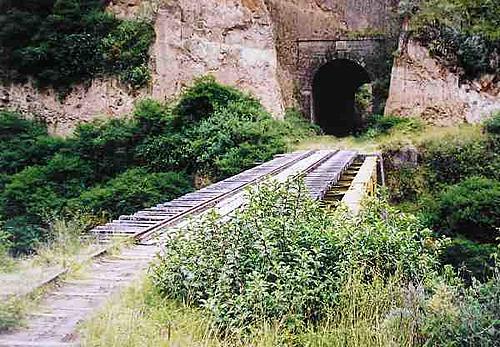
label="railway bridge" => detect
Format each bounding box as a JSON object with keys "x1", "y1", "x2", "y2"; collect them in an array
[{"x1": 0, "y1": 150, "x2": 380, "y2": 346}]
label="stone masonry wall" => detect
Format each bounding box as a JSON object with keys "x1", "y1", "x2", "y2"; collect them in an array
[{"x1": 265, "y1": 0, "x2": 399, "y2": 107}]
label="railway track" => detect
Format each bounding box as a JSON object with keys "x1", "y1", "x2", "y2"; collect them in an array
[{"x1": 0, "y1": 149, "x2": 364, "y2": 347}]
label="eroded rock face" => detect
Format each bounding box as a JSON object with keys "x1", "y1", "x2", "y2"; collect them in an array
[
  {"x1": 0, "y1": 79, "x2": 139, "y2": 135},
  {"x1": 385, "y1": 38, "x2": 500, "y2": 125},
  {"x1": 0, "y1": 0, "x2": 284, "y2": 134},
  {"x1": 150, "y1": 0, "x2": 284, "y2": 117},
  {"x1": 107, "y1": 0, "x2": 142, "y2": 18}
]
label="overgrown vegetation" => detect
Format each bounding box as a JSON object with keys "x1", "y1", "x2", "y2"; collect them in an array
[
  {"x1": 357, "y1": 114, "x2": 424, "y2": 139},
  {"x1": 82, "y1": 180, "x2": 500, "y2": 346},
  {"x1": 153, "y1": 180, "x2": 441, "y2": 332},
  {"x1": 383, "y1": 112, "x2": 500, "y2": 280},
  {"x1": 410, "y1": 0, "x2": 500, "y2": 79},
  {"x1": 0, "y1": 0, "x2": 155, "y2": 93},
  {"x1": 0, "y1": 77, "x2": 317, "y2": 255}
]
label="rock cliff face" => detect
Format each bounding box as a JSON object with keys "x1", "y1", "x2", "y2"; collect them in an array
[
  {"x1": 0, "y1": 79, "x2": 139, "y2": 135},
  {"x1": 385, "y1": 37, "x2": 500, "y2": 125},
  {"x1": 0, "y1": 0, "x2": 283, "y2": 134},
  {"x1": 4, "y1": 0, "x2": 494, "y2": 134},
  {"x1": 150, "y1": 0, "x2": 283, "y2": 117}
]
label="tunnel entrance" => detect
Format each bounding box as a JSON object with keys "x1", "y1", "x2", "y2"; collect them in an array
[{"x1": 313, "y1": 59, "x2": 371, "y2": 136}]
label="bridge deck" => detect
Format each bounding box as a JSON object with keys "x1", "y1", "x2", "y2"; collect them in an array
[{"x1": 0, "y1": 150, "x2": 367, "y2": 347}]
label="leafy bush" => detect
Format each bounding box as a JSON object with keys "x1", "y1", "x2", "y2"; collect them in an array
[
  {"x1": 0, "y1": 111, "x2": 64, "y2": 175},
  {"x1": 422, "y1": 269, "x2": 500, "y2": 346},
  {"x1": 173, "y1": 76, "x2": 250, "y2": 122},
  {"x1": 485, "y1": 112, "x2": 500, "y2": 136},
  {"x1": 2, "y1": 216, "x2": 47, "y2": 255},
  {"x1": 101, "y1": 19, "x2": 155, "y2": 89},
  {"x1": 1, "y1": 153, "x2": 95, "y2": 222},
  {"x1": 70, "y1": 168, "x2": 193, "y2": 218},
  {"x1": 383, "y1": 126, "x2": 500, "y2": 203},
  {"x1": 441, "y1": 238, "x2": 497, "y2": 282},
  {"x1": 152, "y1": 180, "x2": 441, "y2": 330},
  {"x1": 421, "y1": 132, "x2": 500, "y2": 186},
  {"x1": 187, "y1": 100, "x2": 287, "y2": 178},
  {"x1": 412, "y1": 0, "x2": 500, "y2": 79},
  {"x1": 358, "y1": 114, "x2": 423, "y2": 139},
  {"x1": 72, "y1": 118, "x2": 141, "y2": 180},
  {"x1": 0, "y1": 0, "x2": 154, "y2": 93},
  {"x1": 428, "y1": 177, "x2": 500, "y2": 243}
]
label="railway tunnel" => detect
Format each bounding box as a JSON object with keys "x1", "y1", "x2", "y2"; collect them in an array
[{"x1": 312, "y1": 59, "x2": 371, "y2": 136}]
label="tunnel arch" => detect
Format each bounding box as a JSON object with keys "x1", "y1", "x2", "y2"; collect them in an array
[{"x1": 312, "y1": 59, "x2": 371, "y2": 136}]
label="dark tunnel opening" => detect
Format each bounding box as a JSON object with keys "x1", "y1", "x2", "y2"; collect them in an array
[{"x1": 313, "y1": 59, "x2": 371, "y2": 136}]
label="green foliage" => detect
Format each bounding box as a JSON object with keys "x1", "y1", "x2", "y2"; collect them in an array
[
  {"x1": 421, "y1": 133, "x2": 500, "y2": 186},
  {"x1": 0, "y1": 227, "x2": 15, "y2": 271},
  {"x1": 70, "y1": 168, "x2": 192, "y2": 219},
  {"x1": 187, "y1": 100, "x2": 287, "y2": 178},
  {"x1": 359, "y1": 114, "x2": 424, "y2": 139},
  {"x1": 0, "y1": 78, "x2": 314, "y2": 254},
  {"x1": 485, "y1": 111, "x2": 500, "y2": 136},
  {"x1": 173, "y1": 76, "x2": 250, "y2": 122},
  {"x1": 101, "y1": 19, "x2": 155, "y2": 89},
  {"x1": 3, "y1": 216, "x2": 46, "y2": 255},
  {"x1": 72, "y1": 118, "x2": 140, "y2": 179},
  {"x1": 421, "y1": 270, "x2": 500, "y2": 346},
  {"x1": 384, "y1": 126, "x2": 500, "y2": 203},
  {"x1": 384, "y1": 125, "x2": 500, "y2": 281},
  {"x1": 0, "y1": 0, "x2": 154, "y2": 93},
  {"x1": 152, "y1": 180, "x2": 441, "y2": 330},
  {"x1": 0, "y1": 111, "x2": 64, "y2": 176},
  {"x1": 0, "y1": 297, "x2": 24, "y2": 332},
  {"x1": 412, "y1": 0, "x2": 500, "y2": 78},
  {"x1": 428, "y1": 177, "x2": 500, "y2": 243},
  {"x1": 441, "y1": 238, "x2": 497, "y2": 282}
]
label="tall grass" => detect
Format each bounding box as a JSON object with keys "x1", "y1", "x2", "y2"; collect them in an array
[{"x1": 81, "y1": 272, "x2": 424, "y2": 347}]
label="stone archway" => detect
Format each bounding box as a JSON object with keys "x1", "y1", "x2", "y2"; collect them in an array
[
  {"x1": 312, "y1": 59, "x2": 371, "y2": 136},
  {"x1": 294, "y1": 38, "x2": 389, "y2": 132}
]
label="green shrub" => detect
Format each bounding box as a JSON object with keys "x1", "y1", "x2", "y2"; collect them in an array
[
  {"x1": 0, "y1": 226, "x2": 15, "y2": 270},
  {"x1": 72, "y1": 118, "x2": 140, "y2": 179},
  {"x1": 422, "y1": 268, "x2": 500, "y2": 346},
  {"x1": 279, "y1": 108, "x2": 320, "y2": 145},
  {"x1": 485, "y1": 112, "x2": 500, "y2": 136},
  {"x1": 429, "y1": 177, "x2": 500, "y2": 243},
  {"x1": 441, "y1": 238, "x2": 497, "y2": 282},
  {"x1": 70, "y1": 168, "x2": 193, "y2": 218},
  {"x1": 1, "y1": 153, "x2": 94, "y2": 221},
  {"x1": 187, "y1": 100, "x2": 286, "y2": 178},
  {"x1": 0, "y1": 0, "x2": 154, "y2": 93},
  {"x1": 421, "y1": 130, "x2": 500, "y2": 186},
  {"x1": 412, "y1": 0, "x2": 499, "y2": 79},
  {"x1": 358, "y1": 114, "x2": 423, "y2": 139},
  {"x1": 152, "y1": 180, "x2": 441, "y2": 330},
  {"x1": 0, "y1": 111, "x2": 64, "y2": 175},
  {"x1": 173, "y1": 76, "x2": 255, "y2": 122},
  {"x1": 133, "y1": 99, "x2": 176, "y2": 136},
  {"x1": 101, "y1": 19, "x2": 155, "y2": 88},
  {"x1": 3, "y1": 216, "x2": 47, "y2": 255}
]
